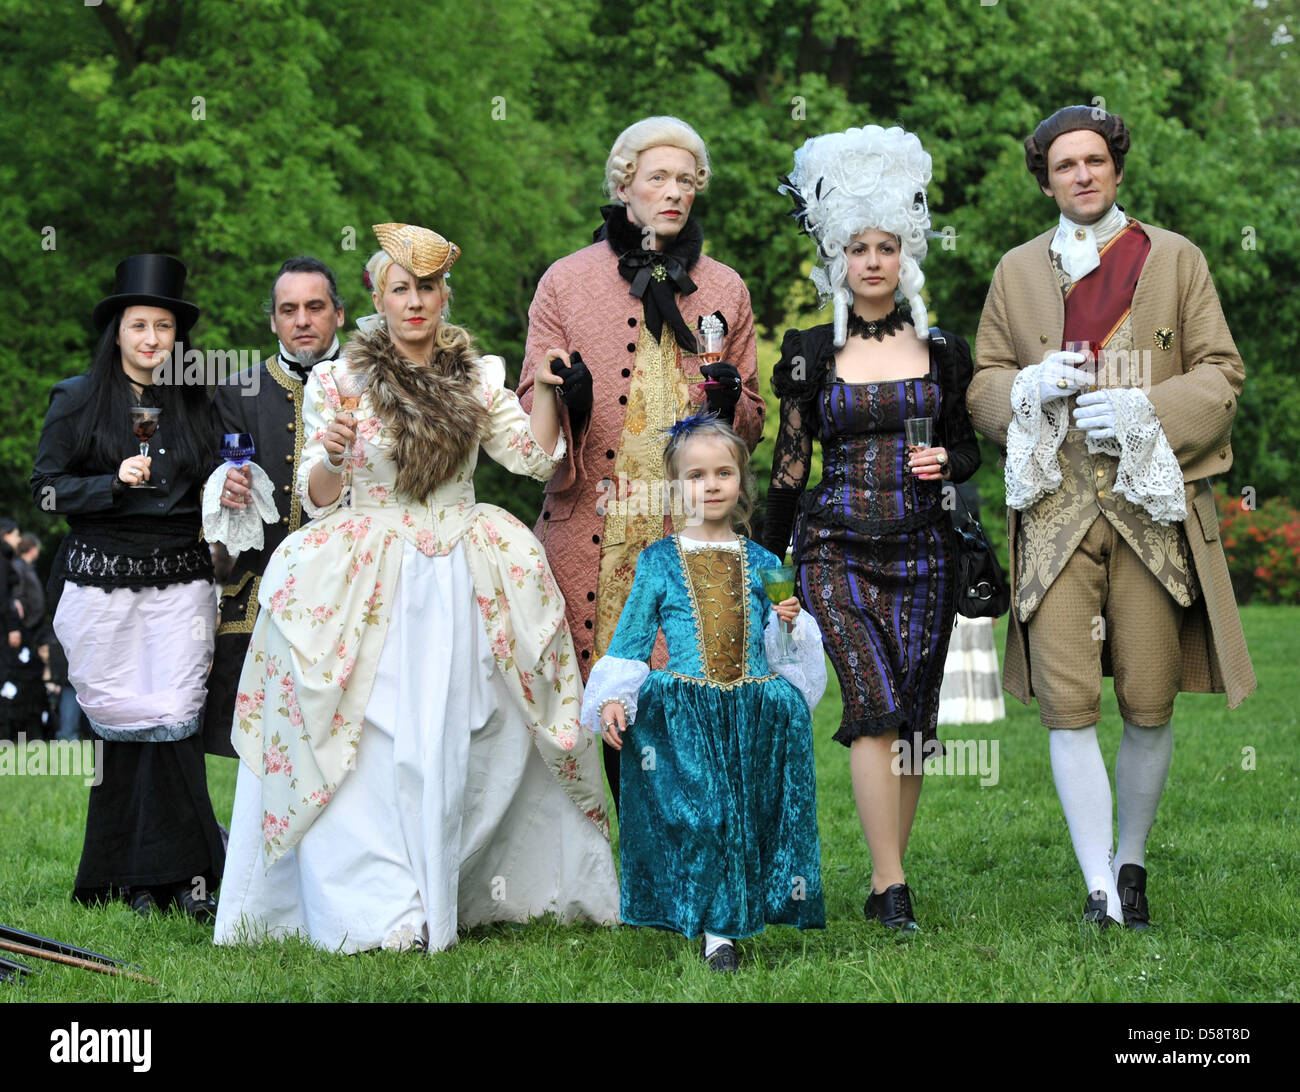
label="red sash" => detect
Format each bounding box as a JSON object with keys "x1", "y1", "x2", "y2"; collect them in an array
[{"x1": 1062, "y1": 222, "x2": 1151, "y2": 349}]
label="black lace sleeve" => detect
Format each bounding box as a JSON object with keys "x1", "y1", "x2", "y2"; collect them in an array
[
  {"x1": 935, "y1": 329, "x2": 981, "y2": 485},
  {"x1": 762, "y1": 329, "x2": 818, "y2": 556}
]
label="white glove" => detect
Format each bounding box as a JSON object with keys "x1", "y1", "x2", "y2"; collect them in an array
[
  {"x1": 202, "y1": 461, "x2": 280, "y2": 557},
  {"x1": 1032, "y1": 351, "x2": 1093, "y2": 402},
  {"x1": 1073, "y1": 389, "x2": 1116, "y2": 440}
]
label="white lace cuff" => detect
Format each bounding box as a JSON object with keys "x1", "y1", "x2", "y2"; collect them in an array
[
  {"x1": 1086, "y1": 389, "x2": 1187, "y2": 524},
  {"x1": 764, "y1": 611, "x2": 827, "y2": 712},
  {"x1": 580, "y1": 655, "x2": 650, "y2": 733},
  {"x1": 202, "y1": 461, "x2": 280, "y2": 558},
  {"x1": 1005, "y1": 365, "x2": 1071, "y2": 511}
]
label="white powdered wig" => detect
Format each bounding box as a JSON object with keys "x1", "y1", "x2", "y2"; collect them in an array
[{"x1": 780, "y1": 126, "x2": 933, "y2": 345}]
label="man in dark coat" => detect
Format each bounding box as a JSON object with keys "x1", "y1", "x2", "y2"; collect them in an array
[{"x1": 202, "y1": 257, "x2": 345, "y2": 757}]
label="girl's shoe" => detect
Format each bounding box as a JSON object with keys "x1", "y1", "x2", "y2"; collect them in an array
[
  {"x1": 700, "y1": 937, "x2": 739, "y2": 973},
  {"x1": 864, "y1": 883, "x2": 919, "y2": 932}
]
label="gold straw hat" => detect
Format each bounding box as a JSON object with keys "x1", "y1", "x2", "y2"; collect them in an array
[{"x1": 371, "y1": 222, "x2": 461, "y2": 277}]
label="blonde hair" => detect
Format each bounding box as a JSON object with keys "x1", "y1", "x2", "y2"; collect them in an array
[
  {"x1": 662, "y1": 416, "x2": 755, "y2": 535},
  {"x1": 604, "y1": 116, "x2": 712, "y2": 198},
  {"x1": 365, "y1": 249, "x2": 475, "y2": 356}
]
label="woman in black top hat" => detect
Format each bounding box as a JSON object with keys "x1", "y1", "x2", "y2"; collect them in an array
[{"x1": 31, "y1": 254, "x2": 225, "y2": 920}]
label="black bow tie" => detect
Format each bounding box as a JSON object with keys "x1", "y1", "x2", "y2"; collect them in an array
[{"x1": 279, "y1": 344, "x2": 339, "y2": 383}]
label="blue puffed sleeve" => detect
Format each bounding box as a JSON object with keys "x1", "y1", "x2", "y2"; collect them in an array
[{"x1": 603, "y1": 545, "x2": 663, "y2": 662}]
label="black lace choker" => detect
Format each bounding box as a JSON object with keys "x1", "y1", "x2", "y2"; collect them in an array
[{"x1": 848, "y1": 307, "x2": 906, "y2": 341}]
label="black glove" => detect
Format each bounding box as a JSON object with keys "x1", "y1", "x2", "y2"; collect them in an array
[
  {"x1": 550, "y1": 351, "x2": 592, "y2": 436},
  {"x1": 700, "y1": 361, "x2": 742, "y2": 425},
  {"x1": 760, "y1": 486, "x2": 802, "y2": 559}
]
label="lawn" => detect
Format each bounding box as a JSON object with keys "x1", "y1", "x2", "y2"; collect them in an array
[{"x1": 2, "y1": 605, "x2": 1295, "y2": 1002}]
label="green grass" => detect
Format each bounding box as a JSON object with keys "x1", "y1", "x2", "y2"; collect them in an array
[{"x1": 2, "y1": 605, "x2": 1296, "y2": 1002}]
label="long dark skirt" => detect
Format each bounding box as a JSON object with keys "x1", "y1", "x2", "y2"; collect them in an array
[
  {"x1": 799, "y1": 518, "x2": 955, "y2": 747},
  {"x1": 72, "y1": 734, "x2": 225, "y2": 904}
]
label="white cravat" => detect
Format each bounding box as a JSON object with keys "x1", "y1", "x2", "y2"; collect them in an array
[{"x1": 1050, "y1": 204, "x2": 1129, "y2": 283}]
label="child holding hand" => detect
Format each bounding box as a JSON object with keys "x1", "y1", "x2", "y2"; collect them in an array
[{"x1": 582, "y1": 415, "x2": 826, "y2": 972}]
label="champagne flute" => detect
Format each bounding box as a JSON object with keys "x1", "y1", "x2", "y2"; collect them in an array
[
  {"x1": 129, "y1": 407, "x2": 161, "y2": 489},
  {"x1": 335, "y1": 370, "x2": 370, "y2": 459},
  {"x1": 693, "y1": 313, "x2": 726, "y2": 392},
  {"x1": 759, "y1": 564, "x2": 797, "y2": 659}
]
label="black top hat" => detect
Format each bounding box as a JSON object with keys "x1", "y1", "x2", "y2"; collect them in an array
[{"x1": 92, "y1": 253, "x2": 200, "y2": 334}]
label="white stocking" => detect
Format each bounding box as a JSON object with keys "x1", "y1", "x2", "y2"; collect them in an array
[
  {"x1": 1114, "y1": 720, "x2": 1174, "y2": 871},
  {"x1": 1049, "y1": 726, "x2": 1122, "y2": 922}
]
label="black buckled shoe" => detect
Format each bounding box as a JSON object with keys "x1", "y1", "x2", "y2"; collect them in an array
[
  {"x1": 1117, "y1": 864, "x2": 1152, "y2": 930},
  {"x1": 864, "y1": 883, "x2": 919, "y2": 933},
  {"x1": 1082, "y1": 889, "x2": 1113, "y2": 931},
  {"x1": 128, "y1": 888, "x2": 158, "y2": 919},
  {"x1": 700, "y1": 937, "x2": 739, "y2": 973}
]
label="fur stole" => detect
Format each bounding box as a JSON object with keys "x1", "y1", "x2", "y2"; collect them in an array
[{"x1": 342, "y1": 325, "x2": 489, "y2": 501}]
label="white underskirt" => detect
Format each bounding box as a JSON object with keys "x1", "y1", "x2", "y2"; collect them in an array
[
  {"x1": 54, "y1": 580, "x2": 214, "y2": 741},
  {"x1": 214, "y1": 542, "x2": 618, "y2": 953}
]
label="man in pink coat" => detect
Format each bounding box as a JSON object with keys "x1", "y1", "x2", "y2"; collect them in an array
[{"x1": 519, "y1": 116, "x2": 763, "y2": 808}]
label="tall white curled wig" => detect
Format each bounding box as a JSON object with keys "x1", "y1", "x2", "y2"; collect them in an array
[{"x1": 779, "y1": 125, "x2": 933, "y2": 345}]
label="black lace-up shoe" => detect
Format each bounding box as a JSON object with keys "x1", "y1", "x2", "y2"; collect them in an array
[{"x1": 864, "y1": 883, "x2": 919, "y2": 933}]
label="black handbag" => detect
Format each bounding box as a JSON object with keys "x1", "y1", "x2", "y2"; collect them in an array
[{"x1": 945, "y1": 484, "x2": 1011, "y2": 619}]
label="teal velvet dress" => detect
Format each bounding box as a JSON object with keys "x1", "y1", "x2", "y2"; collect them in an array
[{"x1": 585, "y1": 534, "x2": 825, "y2": 940}]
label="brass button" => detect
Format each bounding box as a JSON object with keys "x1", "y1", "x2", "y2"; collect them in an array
[
  {"x1": 286, "y1": 422, "x2": 295, "y2": 433},
  {"x1": 281, "y1": 516, "x2": 289, "y2": 525},
  {"x1": 284, "y1": 454, "x2": 293, "y2": 464},
  {"x1": 282, "y1": 485, "x2": 291, "y2": 494},
  {"x1": 1097, "y1": 490, "x2": 1106, "y2": 499},
  {"x1": 1224, "y1": 400, "x2": 1232, "y2": 410},
  {"x1": 1040, "y1": 334, "x2": 1049, "y2": 344},
  {"x1": 285, "y1": 392, "x2": 293, "y2": 401},
  {"x1": 1219, "y1": 450, "x2": 1227, "y2": 460},
  {"x1": 1096, "y1": 467, "x2": 1105, "y2": 478}
]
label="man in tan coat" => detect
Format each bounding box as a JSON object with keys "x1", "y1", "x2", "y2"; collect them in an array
[{"x1": 968, "y1": 106, "x2": 1255, "y2": 928}]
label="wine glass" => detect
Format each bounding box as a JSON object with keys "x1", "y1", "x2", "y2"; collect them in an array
[
  {"x1": 759, "y1": 564, "x2": 797, "y2": 659},
  {"x1": 335, "y1": 370, "x2": 370, "y2": 458},
  {"x1": 220, "y1": 432, "x2": 255, "y2": 466},
  {"x1": 1063, "y1": 340, "x2": 1096, "y2": 391},
  {"x1": 129, "y1": 407, "x2": 161, "y2": 489},
  {"x1": 904, "y1": 417, "x2": 933, "y2": 452}
]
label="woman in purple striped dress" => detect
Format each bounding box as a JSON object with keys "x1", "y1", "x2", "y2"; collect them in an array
[{"x1": 762, "y1": 127, "x2": 980, "y2": 932}]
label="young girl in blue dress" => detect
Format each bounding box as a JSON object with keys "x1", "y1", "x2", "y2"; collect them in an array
[{"x1": 581, "y1": 415, "x2": 826, "y2": 971}]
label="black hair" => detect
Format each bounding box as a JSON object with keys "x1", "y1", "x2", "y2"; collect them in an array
[
  {"x1": 70, "y1": 312, "x2": 217, "y2": 479},
  {"x1": 267, "y1": 256, "x2": 345, "y2": 314}
]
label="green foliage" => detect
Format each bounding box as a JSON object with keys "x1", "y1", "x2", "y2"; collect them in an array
[{"x1": 1, "y1": 0, "x2": 1295, "y2": 537}]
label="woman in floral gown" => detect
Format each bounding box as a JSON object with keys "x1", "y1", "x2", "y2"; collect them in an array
[{"x1": 214, "y1": 223, "x2": 618, "y2": 953}]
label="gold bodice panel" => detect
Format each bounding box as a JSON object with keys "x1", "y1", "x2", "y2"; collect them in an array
[{"x1": 682, "y1": 549, "x2": 746, "y2": 683}]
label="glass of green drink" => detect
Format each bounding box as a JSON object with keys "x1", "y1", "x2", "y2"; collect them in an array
[{"x1": 759, "y1": 564, "x2": 797, "y2": 660}]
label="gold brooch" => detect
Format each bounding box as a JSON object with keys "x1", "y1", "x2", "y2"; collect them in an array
[{"x1": 1154, "y1": 327, "x2": 1173, "y2": 350}]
